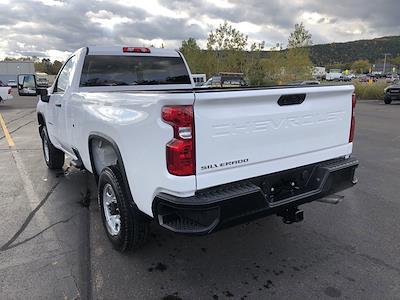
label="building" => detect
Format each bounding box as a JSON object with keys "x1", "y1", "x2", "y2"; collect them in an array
[
  {"x1": 372, "y1": 62, "x2": 397, "y2": 74},
  {"x1": 0, "y1": 61, "x2": 35, "y2": 84}
]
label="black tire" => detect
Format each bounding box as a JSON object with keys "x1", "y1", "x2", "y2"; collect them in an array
[
  {"x1": 40, "y1": 126, "x2": 65, "y2": 169},
  {"x1": 98, "y1": 166, "x2": 149, "y2": 252},
  {"x1": 384, "y1": 96, "x2": 392, "y2": 104}
]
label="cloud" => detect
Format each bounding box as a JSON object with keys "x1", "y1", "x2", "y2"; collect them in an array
[{"x1": 0, "y1": 0, "x2": 399, "y2": 60}]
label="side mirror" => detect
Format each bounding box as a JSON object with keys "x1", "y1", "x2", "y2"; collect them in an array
[
  {"x1": 37, "y1": 88, "x2": 50, "y2": 102},
  {"x1": 17, "y1": 74, "x2": 37, "y2": 96}
]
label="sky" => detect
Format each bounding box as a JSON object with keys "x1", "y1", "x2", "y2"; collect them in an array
[{"x1": 0, "y1": 0, "x2": 399, "y2": 61}]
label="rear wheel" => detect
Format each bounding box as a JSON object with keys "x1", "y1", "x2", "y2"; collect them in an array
[
  {"x1": 384, "y1": 96, "x2": 392, "y2": 104},
  {"x1": 40, "y1": 126, "x2": 65, "y2": 169},
  {"x1": 98, "y1": 166, "x2": 149, "y2": 252}
]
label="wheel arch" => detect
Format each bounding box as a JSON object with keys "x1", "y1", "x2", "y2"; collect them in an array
[{"x1": 88, "y1": 133, "x2": 137, "y2": 209}]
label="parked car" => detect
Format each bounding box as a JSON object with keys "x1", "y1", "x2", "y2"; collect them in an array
[
  {"x1": 192, "y1": 74, "x2": 206, "y2": 87},
  {"x1": 341, "y1": 75, "x2": 352, "y2": 82},
  {"x1": 326, "y1": 69, "x2": 342, "y2": 81},
  {"x1": 290, "y1": 80, "x2": 320, "y2": 85},
  {"x1": 18, "y1": 46, "x2": 359, "y2": 252},
  {"x1": 342, "y1": 74, "x2": 355, "y2": 81},
  {"x1": 201, "y1": 72, "x2": 247, "y2": 88},
  {"x1": 358, "y1": 75, "x2": 368, "y2": 82},
  {"x1": 312, "y1": 67, "x2": 326, "y2": 81},
  {"x1": 7, "y1": 80, "x2": 17, "y2": 88},
  {"x1": 384, "y1": 80, "x2": 400, "y2": 104},
  {"x1": 36, "y1": 77, "x2": 49, "y2": 87},
  {"x1": 0, "y1": 85, "x2": 13, "y2": 103},
  {"x1": 372, "y1": 71, "x2": 383, "y2": 78},
  {"x1": 386, "y1": 74, "x2": 399, "y2": 83},
  {"x1": 358, "y1": 74, "x2": 377, "y2": 83}
]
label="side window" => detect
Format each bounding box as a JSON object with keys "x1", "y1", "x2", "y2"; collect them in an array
[{"x1": 55, "y1": 56, "x2": 76, "y2": 93}]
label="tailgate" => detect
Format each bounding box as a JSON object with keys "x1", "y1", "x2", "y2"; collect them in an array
[{"x1": 194, "y1": 85, "x2": 354, "y2": 189}]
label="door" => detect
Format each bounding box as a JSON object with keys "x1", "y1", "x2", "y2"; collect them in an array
[{"x1": 48, "y1": 56, "x2": 77, "y2": 153}]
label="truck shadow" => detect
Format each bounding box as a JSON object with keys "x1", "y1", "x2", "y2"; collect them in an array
[{"x1": 89, "y1": 184, "x2": 344, "y2": 299}]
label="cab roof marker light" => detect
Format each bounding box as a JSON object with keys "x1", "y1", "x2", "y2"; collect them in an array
[{"x1": 123, "y1": 47, "x2": 151, "y2": 53}]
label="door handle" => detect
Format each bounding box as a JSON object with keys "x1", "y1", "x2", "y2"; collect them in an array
[
  {"x1": 278, "y1": 94, "x2": 306, "y2": 106},
  {"x1": 55, "y1": 104, "x2": 62, "y2": 107}
]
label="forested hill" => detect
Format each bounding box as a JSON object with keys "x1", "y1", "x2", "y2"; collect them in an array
[{"x1": 308, "y1": 36, "x2": 400, "y2": 66}]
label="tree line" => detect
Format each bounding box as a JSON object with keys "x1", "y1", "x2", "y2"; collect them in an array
[
  {"x1": 181, "y1": 22, "x2": 400, "y2": 86},
  {"x1": 180, "y1": 22, "x2": 314, "y2": 85}
]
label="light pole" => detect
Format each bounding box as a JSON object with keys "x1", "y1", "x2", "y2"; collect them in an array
[{"x1": 383, "y1": 53, "x2": 391, "y2": 75}]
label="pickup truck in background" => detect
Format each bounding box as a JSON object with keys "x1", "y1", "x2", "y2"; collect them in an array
[
  {"x1": 0, "y1": 84, "x2": 13, "y2": 103},
  {"x1": 18, "y1": 47, "x2": 359, "y2": 252},
  {"x1": 201, "y1": 72, "x2": 247, "y2": 88},
  {"x1": 384, "y1": 80, "x2": 400, "y2": 104},
  {"x1": 7, "y1": 80, "x2": 17, "y2": 88},
  {"x1": 326, "y1": 69, "x2": 343, "y2": 81}
]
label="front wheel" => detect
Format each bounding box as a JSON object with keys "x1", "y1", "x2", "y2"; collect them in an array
[
  {"x1": 384, "y1": 96, "x2": 392, "y2": 104},
  {"x1": 98, "y1": 166, "x2": 149, "y2": 252},
  {"x1": 40, "y1": 126, "x2": 65, "y2": 169}
]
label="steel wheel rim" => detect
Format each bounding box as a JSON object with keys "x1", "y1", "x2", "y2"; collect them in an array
[
  {"x1": 43, "y1": 137, "x2": 49, "y2": 163},
  {"x1": 102, "y1": 183, "x2": 121, "y2": 236}
]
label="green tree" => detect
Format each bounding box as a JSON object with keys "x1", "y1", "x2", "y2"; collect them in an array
[
  {"x1": 326, "y1": 63, "x2": 350, "y2": 71},
  {"x1": 288, "y1": 23, "x2": 312, "y2": 48},
  {"x1": 180, "y1": 38, "x2": 200, "y2": 52},
  {"x1": 246, "y1": 41, "x2": 266, "y2": 86},
  {"x1": 51, "y1": 60, "x2": 63, "y2": 75},
  {"x1": 284, "y1": 23, "x2": 313, "y2": 81},
  {"x1": 284, "y1": 48, "x2": 313, "y2": 81},
  {"x1": 351, "y1": 59, "x2": 370, "y2": 74},
  {"x1": 179, "y1": 38, "x2": 204, "y2": 74},
  {"x1": 390, "y1": 55, "x2": 400, "y2": 70},
  {"x1": 207, "y1": 21, "x2": 248, "y2": 73},
  {"x1": 34, "y1": 62, "x2": 46, "y2": 73},
  {"x1": 34, "y1": 59, "x2": 64, "y2": 75},
  {"x1": 207, "y1": 21, "x2": 248, "y2": 51},
  {"x1": 4, "y1": 57, "x2": 17, "y2": 61},
  {"x1": 262, "y1": 51, "x2": 286, "y2": 84}
]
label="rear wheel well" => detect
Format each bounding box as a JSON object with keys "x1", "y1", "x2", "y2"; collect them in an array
[
  {"x1": 88, "y1": 135, "x2": 151, "y2": 221},
  {"x1": 89, "y1": 137, "x2": 119, "y2": 177}
]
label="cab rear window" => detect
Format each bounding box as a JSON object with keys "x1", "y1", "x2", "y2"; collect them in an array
[{"x1": 80, "y1": 55, "x2": 191, "y2": 87}]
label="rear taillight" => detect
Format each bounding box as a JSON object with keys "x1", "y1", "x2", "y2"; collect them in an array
[
  {"x1": 8, "y1": 88, "x2": 11, "y2": 95},
  {"x1": 349, "y1": 93, "x2": 356, "y2": 142},
  {"x1": 162, "y1": 105, "x2": 195, "y2": 176}
]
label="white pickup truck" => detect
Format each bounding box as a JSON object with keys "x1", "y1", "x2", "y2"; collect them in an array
[
  {"x1": 0, "y1": 84, "x2": 13, "y2": 103},
  {"x1": 18, "y1": 47, "x2": 358, "y2": 252},
  {"x1": 326, "y1": 69, "x2": 343, "y2": 81}
]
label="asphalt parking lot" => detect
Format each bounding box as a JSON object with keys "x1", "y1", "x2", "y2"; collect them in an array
[{"x1": 0, "y1": 91, "x2": 399, "y2": 300}]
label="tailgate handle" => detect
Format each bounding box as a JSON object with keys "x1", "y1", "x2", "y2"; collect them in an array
[{"x1": 278, "y1": 94, "x2": 306, "y2": 106}]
